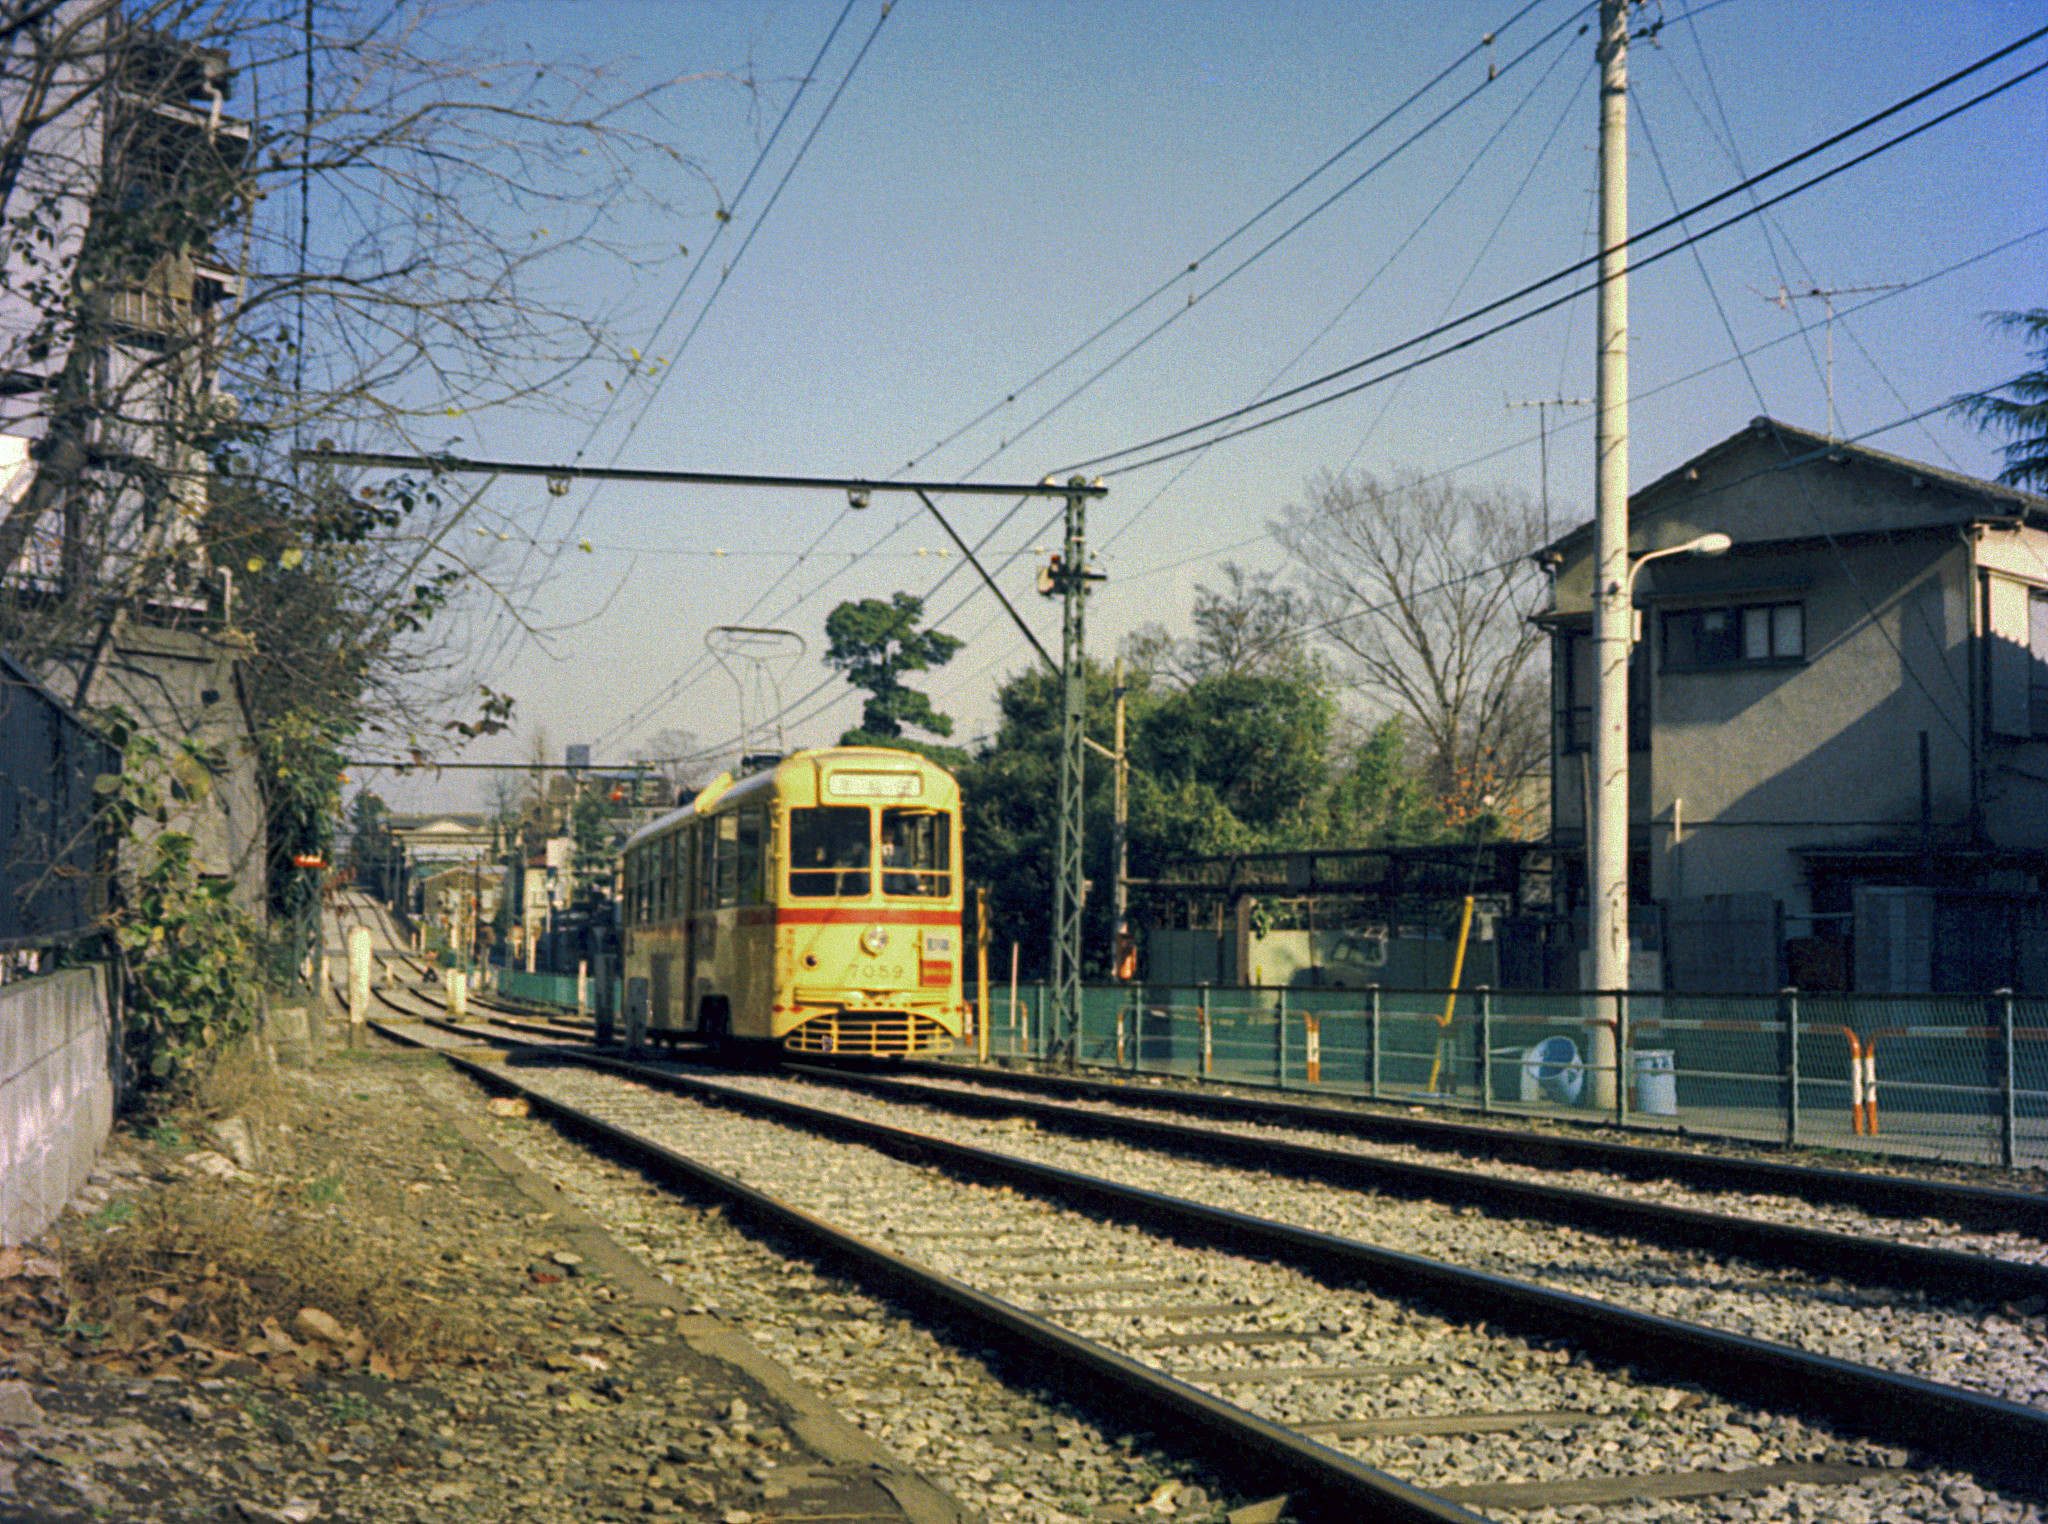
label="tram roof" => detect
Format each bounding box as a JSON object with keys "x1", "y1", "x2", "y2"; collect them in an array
[{"x1": 618, "y1": 746, "x2": 953, "y2": 854}]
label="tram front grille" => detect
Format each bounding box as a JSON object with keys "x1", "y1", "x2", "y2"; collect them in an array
[{"x1": 783, "y1": 1011, "x2": 953, "y2": 1056}]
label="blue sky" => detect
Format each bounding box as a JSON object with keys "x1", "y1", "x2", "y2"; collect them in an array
[{"x1": 348, "y1": 0, "x2": 2048, "y2": 812}]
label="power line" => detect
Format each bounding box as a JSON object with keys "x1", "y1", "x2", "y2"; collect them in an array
[
  {"x1": 1062, "y1": 27, "x2": 2048, "y2": 477},
  {"x1": 896, "y1": 0, "x2": 1560, "y2": 479},
  {"x1": 945, "y1": 1, "x2": 1594, "y2": 486}
]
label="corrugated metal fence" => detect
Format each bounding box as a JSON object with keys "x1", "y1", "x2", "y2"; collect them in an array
[
  {"x1": 977, "y1": 983, "x2": 2048, "y2": 1169},
  {"x1": 1, "y1": 653, "x2": 117, "y2": 955}
]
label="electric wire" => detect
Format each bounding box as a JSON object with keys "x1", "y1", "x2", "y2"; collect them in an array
[
  {"x1": 946, "y1": 1, "x2": 1595, "y2": 487},
  {"x1": 1635, "y1": 93, "x2": 1976, "y2": 743},
  {"x1": 499, "y1": 0, "x2": 887, "y2": 665},
  {"x1": 929, "y1": 223, "x2": 2048, "y2": 722},
  {"x1": 600, "y1": 20, "x2": 2047, "y2": 760},
  {"x1": 663, "y1": 0, "x2": 1593, "y2": 749},
  {"x1": 896, "y1": 0, "x2": 1558, "y2": 479},
  {"x1": 1061, "y1": 27, "x2": 2048, "y2": 476}
]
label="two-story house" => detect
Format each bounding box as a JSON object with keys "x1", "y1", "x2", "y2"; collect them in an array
[{"x1": 1539, "y1": 417, "x2": 2048, "y2": 993}]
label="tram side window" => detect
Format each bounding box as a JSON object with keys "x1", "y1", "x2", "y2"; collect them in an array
[
  {"x1": 789, "y1": 806, "x2": 871, "y2": 898},
  {"x1": 656, "y1": 836, "x2": 672, "y2": 920},
  {"x1": 880, "y1": 807, "x2": 951, "y2": 897},
  {"x1": 713, "y1": 813, "x2": 739, "y2": 908},
  {"x1": 735, "y1": 805, "x2": 766, "y2": 906},
  {"x1": 628, "y1": 847, "x2": 644, "y2": 924},
  {"x1": 697, "y1": 821, "x2": 716, "y2": 912}
]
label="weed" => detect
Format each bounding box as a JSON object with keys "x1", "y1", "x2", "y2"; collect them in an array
[
  {"x1": 146, "y1": 1122, "x2": 186, "y2": 1149},
  {"x1": 57, "y1": 1172, "x2": 502, "y2": 1372}
]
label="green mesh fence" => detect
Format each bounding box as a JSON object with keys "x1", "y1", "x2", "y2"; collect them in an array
[{"x1": 990, "y1": 982, "x2": 2048, "y2": 1168}]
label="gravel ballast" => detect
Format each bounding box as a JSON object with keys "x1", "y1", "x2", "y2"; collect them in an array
[{"x1": 480, "y1": 1056, "x2": 2048, "y2": 1524}]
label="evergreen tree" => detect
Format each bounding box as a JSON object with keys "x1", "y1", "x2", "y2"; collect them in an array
[
  {"x1": 823, "y1": 593, "x2": 965, "y2": 746},
  {"x1": 1954, "y1": 309, "x2": 2048, "y2": 491}
]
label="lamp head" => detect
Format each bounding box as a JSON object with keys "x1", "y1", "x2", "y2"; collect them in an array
[{"x1": 1687, "y1": 531, "x2": 1733, "y2": 558}]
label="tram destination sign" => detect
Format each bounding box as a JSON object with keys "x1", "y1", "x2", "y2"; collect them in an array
[{"x1": 825, "y1": 772, "x2": 924, "y2": 799}]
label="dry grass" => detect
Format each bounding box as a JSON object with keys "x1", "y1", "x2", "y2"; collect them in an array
[{"x1": 58, "y1": 1171, "x2": 505, "y2": 1376}]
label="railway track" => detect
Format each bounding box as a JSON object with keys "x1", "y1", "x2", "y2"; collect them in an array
[
  {"x1": 757, "y1": 1063, "x2": 2048, "y2": 1305},
  {"x1": 430, "y1": 1047, "x2": 2046, "y2": 1522},
  {"x1": 884, "y1": 1058, "x2": 2048, "y2": 1238}
]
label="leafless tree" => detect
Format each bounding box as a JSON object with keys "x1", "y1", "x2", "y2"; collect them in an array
[
  {"x1": 1121, "y1": 562, "x2": 1313, "y2": 689},
  {"x1": 0, "y1": 0, "x2": 726, "y2": 725},
  {"x1": 1273, "y1": 468, "x2": 1550, "y2": 831},
  {"x1": 628, "y1": 726, "x2": 718, "y2": 806}
]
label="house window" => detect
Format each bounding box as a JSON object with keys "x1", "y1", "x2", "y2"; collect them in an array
[
  {"x1": 1556, "y1": 631, "x2": 1648, "y2": 753},
  {"x1": 1986, "y1": 576, "x2": 2048, "y2": 739},
  {"x1": 1662, "y1": 602, "x2": 1803, "y2": 669}
]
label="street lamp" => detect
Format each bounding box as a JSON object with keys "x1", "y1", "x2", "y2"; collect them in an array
[{"x1": 1588, "y1": 529, "x2": 1730, "y2": 1107}]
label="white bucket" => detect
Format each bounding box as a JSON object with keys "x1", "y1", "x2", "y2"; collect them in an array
[
  {"x1": 1520, "y1": 1036, "x2": 1583, "y2": 1105},
  {"x1": 1634, "y1": 1049, "x2": 1677, "y2": 1116}
]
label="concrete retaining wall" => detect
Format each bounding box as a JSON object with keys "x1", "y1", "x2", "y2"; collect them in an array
[{"x1": 0, "y1": 966, "x2": 117, "y2": 1245}]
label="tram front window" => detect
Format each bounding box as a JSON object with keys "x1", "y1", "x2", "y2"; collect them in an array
[
  {"x1": 789, "y1": 806, "x2": 870, "y2": 897},
  {"x1": 880, "y1": 807, "x2": 950, "y2": 897}
]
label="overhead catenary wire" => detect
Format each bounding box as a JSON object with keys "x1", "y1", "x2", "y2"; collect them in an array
[
  {"x1": 594, "y1": 18, "x2": 2045, "y2": 761},
  {"x1": 499, "y1": 0, "x2": 892, "y2": 651},
  {"x1": 942, "y1": 0, "x2": 1595, "y2": 488},
  {"x1": 896, "y1": 0, "x2": 1559, "y2": 479},
  {"x1": 1061, "y1": 26, "x2": 2048, "y2": 478},
  {"x1": 691, "y1": 0, "x2": 1595, "y2": 709}
]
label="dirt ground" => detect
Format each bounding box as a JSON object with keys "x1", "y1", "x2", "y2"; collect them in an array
[{"x1": 0, "y1": 1046, "x2": 960, "y2": 1524}]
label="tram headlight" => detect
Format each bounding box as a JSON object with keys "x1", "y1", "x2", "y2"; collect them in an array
[{"x1": 860, "y1": 926, "x2": 890, "y2": 957}]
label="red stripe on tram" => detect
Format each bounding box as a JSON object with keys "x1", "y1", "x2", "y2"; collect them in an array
[{"x1": 775, "y1": 907, "x2": 957, "y2": 926}]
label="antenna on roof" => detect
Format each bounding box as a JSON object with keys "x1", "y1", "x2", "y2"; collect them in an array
[{"x1": 1754, "y1": 282, "x2": 1905, "y2": 442}]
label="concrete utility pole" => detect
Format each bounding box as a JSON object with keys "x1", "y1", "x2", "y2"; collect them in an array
[{"x1": 1590, "y1": 0, "x2": 1633, "y2": 1111}]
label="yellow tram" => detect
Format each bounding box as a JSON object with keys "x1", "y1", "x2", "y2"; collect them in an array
[{"x1": 618, "y1": 747, "x2": 966, "y2": 1054}]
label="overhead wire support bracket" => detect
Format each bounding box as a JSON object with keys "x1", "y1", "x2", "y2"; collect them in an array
[{"x1": 289, "y1": 448, "x2": 1107, "y2": 502}]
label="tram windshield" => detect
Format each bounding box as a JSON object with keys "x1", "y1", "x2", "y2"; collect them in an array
[
  {"x1": 788, "y1": 806, "x2": 870, "y2": 897},
  {"x1": 880, "y1": 807, "x2": 951, "y2": 898}
]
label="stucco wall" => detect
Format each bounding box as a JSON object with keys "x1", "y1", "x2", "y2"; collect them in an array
[{"x1": 0, "y1": 965, "x2": 117, "y2": 1245}]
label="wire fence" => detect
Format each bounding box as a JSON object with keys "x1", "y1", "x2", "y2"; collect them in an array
[{"x1": 972, "y1": 983, "x2": 2048, "y2": 1169}]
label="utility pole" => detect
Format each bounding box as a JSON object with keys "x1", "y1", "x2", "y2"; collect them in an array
[
  {"x1": 1506, "y1": 395, "x2": 1592, "y2": 543},
  {"x1": 1589, "y1": 0, "x2": 1632, "y2": 1111},
  {"x1": 1084, "y1": 660, "x2": 1131, "y2": 980},
  {"x1": 1044, "y1": 477, "x2": 1104, "y2": 1064}
]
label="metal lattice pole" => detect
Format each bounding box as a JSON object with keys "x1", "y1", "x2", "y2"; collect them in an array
[{"x1": 1051, "y1": 479, "x2": 1089, "y2": 1065}]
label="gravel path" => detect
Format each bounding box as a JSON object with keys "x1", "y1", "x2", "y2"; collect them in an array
[{"x1": 485, "y1": 1058, "x2": 2048, "y2": 1524}]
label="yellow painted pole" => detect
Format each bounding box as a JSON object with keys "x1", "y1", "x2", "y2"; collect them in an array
[
  {"x1": 976, "y1": 886, "x2": 991, "y2": 1063},
  {"x1": 1425, "y1": 895, "x2": 1478, "y2": 1092}
]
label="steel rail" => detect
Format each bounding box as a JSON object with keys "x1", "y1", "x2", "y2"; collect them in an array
[
  {"x1": 896, "y1": 1059, "x2": 2048, "y2": 1238},
  {"x1": 782, "y1": 1064, "x2": 2048, "y2": 1304},
  {"x1": 442, "y1": 1051, "x2": 1484, "y2": 1524},
  {"x1": 505, "y1": 1051, "x2": 2048, "y2": 1492}
]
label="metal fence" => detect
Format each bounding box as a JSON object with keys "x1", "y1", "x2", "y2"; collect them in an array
[
  {"x1": 1, "y1": 652, "x2": 118, "y2": 955},
  {"x1": 972, "y1": 982, "x2": 2048, "y2": 1170}
]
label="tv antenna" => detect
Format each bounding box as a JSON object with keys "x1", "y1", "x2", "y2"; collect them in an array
[
  {"x1": 1505, "y1": 395, "x2": 1591, "y2": 542},
  {"x1": 704, "y1": 627, "x2": 806, "y2": 763},
  {"x1": 1756, "y1": 282, "x2": 1904, "y2": 440}
]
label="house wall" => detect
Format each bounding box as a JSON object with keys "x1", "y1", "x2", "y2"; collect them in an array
[
  {"x1": 1973, "y1": 522, "x2": 2048, "y2": 849},
  {"x1": 1543, "y1": 423, "x2": 2048, "y2": 988},
  {"x1": 75, "y1": 623, "x2": 267, "y2": 914},
  {"x1": 1647, "y1": 532, "x2": 1973, "y2": 917}
]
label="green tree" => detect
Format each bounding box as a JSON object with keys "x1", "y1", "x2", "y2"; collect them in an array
[
  {"x1": 1954, "y1": 309, "x2": 2048, "y2": 491},
  {"x1": 824, "y1": 593, "x2": 966, "y2": 747}
]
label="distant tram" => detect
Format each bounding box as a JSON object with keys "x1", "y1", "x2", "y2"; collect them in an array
[{"x1": 618, "y1": 747, "x2": 965, "y2": 1055}]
